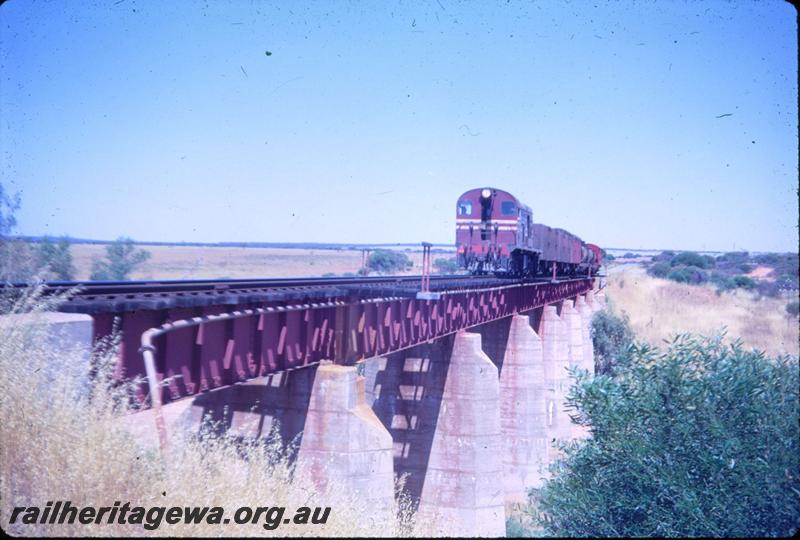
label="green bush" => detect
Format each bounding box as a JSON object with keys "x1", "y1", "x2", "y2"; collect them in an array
[
  {"x1": 787, "y1": 301, "x2": 799, "y2": 317},
  {"x1": 671, "y1": 251, "x2": 711, "y2": 269},
  {"x1": 756, "y1": 274, "x2": 798, "y2": 298},
  {"x1": 537, "y1": 335, "x2": 800, "y2": 537},
  {"x1": 590, "y1": 310, "x2": 634, "y2": 376},
  {"x1": 651, "y1": 250, "x2": 675, "y2": 263},
  {"x1": 89, "y1": 238, "x2": 151, "y2": 281},
  {"x1": 366, "y1": 250, "x2": 413, "y2": 274},
  {"x1": 667, "y1": 265, "x2": 708, "y2": 284},
  {"x1": 718, "y1": 251, "x2": 750, "y2": 264},
  {"x1": 34, "y1": 236, "x2": 75, "y2": 281},
  {"x1": 432, "y1": 257, "x2": 459, "y2": 274},
  {"x1": 710, "y1": 272, "x2": 736, "y2": 293},
  {"x1": 733, "y1": 275, "x2": 756, "y2": 290},
  {"x1": 647, "y1": 261, "x2": 671, "y2": 278}
]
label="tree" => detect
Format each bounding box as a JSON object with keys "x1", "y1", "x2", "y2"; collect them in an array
[
  {"x1": 35, "y1": 236, "x2": 76, "y2": 281},
  {"x1": 432, "y1": 257, "x2": 459, "y2": 274},
  {"x1": 365, "y1": 250, "x2": 412, "y2": 275},
  {"x1": 0, "y1": 181, "x2": 34, "y2": 282},
  {"x1": 90, "y1": 237, "x2": 151, "y2": 281},
  {"x1": 536, "y1": 335, "x2": 800, "y2": 537},
  {"x1": 0, "y1": 182, "x2": 21, "y2": 237}
]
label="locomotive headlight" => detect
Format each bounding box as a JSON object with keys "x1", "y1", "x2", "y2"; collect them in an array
[{"x1": 481, "y1": 188, "x2": 492, "y2": 199}]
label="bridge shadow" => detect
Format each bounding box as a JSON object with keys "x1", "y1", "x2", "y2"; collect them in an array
[
  {"x1": 366, "y1": 335, "x2": 454, "y2": 509},
  {"x1": 186, "y1": 364, "x2": 318, "y2": 461}
]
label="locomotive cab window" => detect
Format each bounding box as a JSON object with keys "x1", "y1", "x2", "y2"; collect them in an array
[
  {"x1": 457, "y1": 200, "x2": 473, "y2": 216},
  {"x1": 501, "y1": 201, "x2": 516, "y2": 216}
]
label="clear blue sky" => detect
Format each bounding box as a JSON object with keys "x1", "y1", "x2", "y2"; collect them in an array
[{"x1": 1, "y1": 0, "x2": 797, "y2": 252}]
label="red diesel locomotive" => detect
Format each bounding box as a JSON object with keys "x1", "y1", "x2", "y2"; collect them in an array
[{"x1": 456, "y1": 187, "x2": 603, "y2": 277}]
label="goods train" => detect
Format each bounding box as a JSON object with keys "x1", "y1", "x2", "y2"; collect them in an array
[{"x1": 456, "y1": 187, "x2": 603, "y2": 277}]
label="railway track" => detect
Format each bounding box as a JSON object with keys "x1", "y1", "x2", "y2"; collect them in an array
[{"x1": 7, "y1": 274, "x2": 590, "y2": 313}]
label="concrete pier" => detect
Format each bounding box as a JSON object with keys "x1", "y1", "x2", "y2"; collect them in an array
[
  {"x1": 576, "y1": 295, "x2": 595, "y2": 374},
  {"x1": 0, "y1": 312, "x2": 94, "y2": 397},
  {"x1": 497, "y1": 314, "x2": 548, "y2": 503},
  {"x1": 416, "y1": 331, "x2": 506, "y2": 537},
  {"x1": 540, "y1": 305, "x2": 570, "y2": 460},
  {"x1": 562, "y1": 299, "x2": 584, "y2": 370},
  {"x1": 296, "y1": 363, "x2": 395, "y2": 520},
  {"x1": 585, "y1": 289, "x2": 600, "y2": 313}
]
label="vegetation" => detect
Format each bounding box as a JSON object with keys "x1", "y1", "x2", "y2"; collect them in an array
[
  {"x1": 0, "y1": 182, "x2": 33, "y2": 281},
  {"x1": 669, "y1": 251, "x2": 715, "y2": 269},
  {"x1": 1, "y1": 183, "x2": 77, "y2": 282},
  {"x1": 787, "y1": 300, "x2": 800, "y2": 317},
  {"x1": 34, "y1": 236, "x2": 76, "y2": 281},
  {"x1": 432, "y1": 257, "x2": 459, "y2": 274},
  {"x1": 666, "y1": 265, "x2": 708, "y2": 284},
  {"x1": 365, "y1": 250, "x2": 413, "y2": 275},
  {"x1": 590, "y1": 309, "x2": 634, "y2": 376},
  {"x1": 0, "y1": 286, "x2": 417, "y2": 536},
  {"x1": 90, "y1": 237, "x2": 151, "y2": 281},
  {"x1": 537, "y1": 334, "x2": 800, "y2": 537},
  {"x1": 607, "y1": 266, "x2": 798, "y2": 357},
  {"x1": 646, "y1": 250, "x2": 799, "y2": 297}
]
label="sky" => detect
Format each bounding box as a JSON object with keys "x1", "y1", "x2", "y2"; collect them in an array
[{"x1": 0, "y1": 0, "x2": 797, "y2": 252}]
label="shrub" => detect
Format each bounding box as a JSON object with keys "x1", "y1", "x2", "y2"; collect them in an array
[
  {"x1": 366, "y1": 250, "x2": 413, "y2": 275},
  {"x1": 671, "y1": 251, "x2": 710, "y2": 269},
  {"x1": 732, "y1": 275, "x2": 756, "y2": 290},
  {"x1": 432, "y1": 257, "x2": 459, "y2": 274},
  {"x1": 667, "y1": 265, "x2": 708, "y2": 284},
  {"x1": 34, "y1": 236, "x2": 76, "y2": 281},
  {"x1": 718, "y1": 251, "x2": 750, "y2": 264},
  {"x1": 90, "y1": 237, "x2": 151, "y2": 281},
  {"x1": 590, "y1": 310, "x2": 634, "y2": 376},
  {"x1": 777, "y1": 273, "x2": 799, "y2": 291},
  {"x1": 537, "y1": 334, "x2": 800, "y2": 537},
  {"x1": 621, "y1": 252, "x2": 638, "y2": 259},
  {"x1": 756, "y1": 274, "x2": 798, "y2": 298},
  {"x1": 738, "y1": 262, "x2": 755, "y2": 274},
  {"x1": 753, "y1": 252, "x2": 780, "y2": 266},
  {"x1": 647, "y1": 261, "x2": 671, "y2": 278},
  {"x1": 651, "y1": 250, "x2": 675, "y2": 263},
  {"x1": 787, "y1": 301, "x2": 800, "y2": 317}
]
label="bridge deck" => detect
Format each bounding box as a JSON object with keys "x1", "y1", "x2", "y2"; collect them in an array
[{"x1": 28, "y1": 275, "x2": 595, "y2": 405}]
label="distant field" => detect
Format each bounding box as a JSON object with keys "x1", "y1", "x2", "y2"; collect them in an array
[
  {"x1": 70, "y1": 244, "x2": 432, "y2": 281},
  {"x1": 606, "y1": 264, "x2": 799, "y2": 357}
]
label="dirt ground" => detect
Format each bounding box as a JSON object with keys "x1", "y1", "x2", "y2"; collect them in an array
[{"x1": 71, "y1": 244, "x2": 433, "y2": 281}]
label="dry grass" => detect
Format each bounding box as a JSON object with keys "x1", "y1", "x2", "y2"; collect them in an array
[
  {"x1": 0, "y1": 287, "x2": 419, "y2": 537},
  {"x1": 605, "y1": 264, "x2": 799, "y2": 357},
  {"x1": 69, "y1": 244, "x2": 429, "y2": 281}
]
